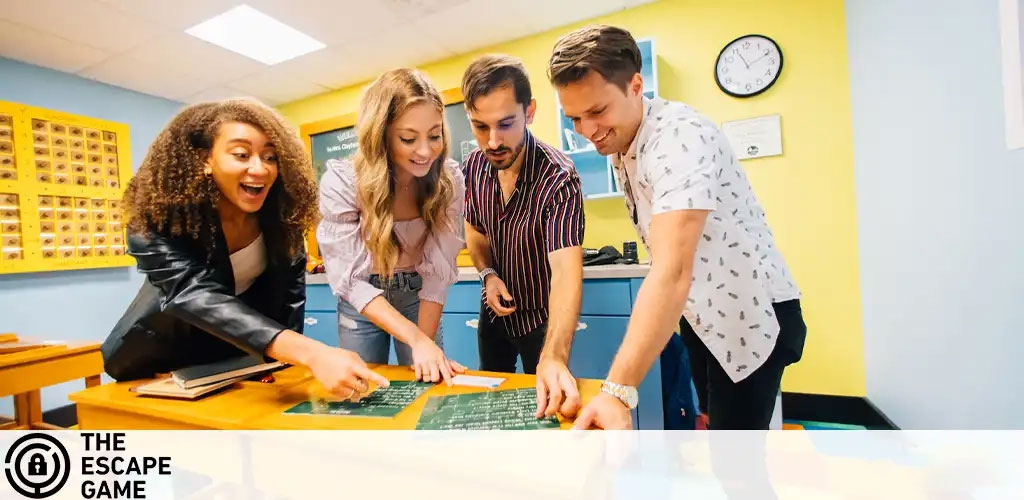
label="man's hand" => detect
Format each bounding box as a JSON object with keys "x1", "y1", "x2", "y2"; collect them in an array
[
  {"x1": 484, "y1": 274, "x2": 516, "y2": 316},
  {"x1": 572, "y1": 392, "x2": 633, "y2": 430},
  {"x1": 535, "y1": 357, "x2": 581, "y2": 418}
]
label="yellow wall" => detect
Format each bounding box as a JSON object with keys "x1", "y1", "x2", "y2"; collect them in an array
[{"x1": 278, "y1": 0, "x2": 865, "y2": 397}]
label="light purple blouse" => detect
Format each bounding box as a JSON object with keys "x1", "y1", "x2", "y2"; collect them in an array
[{"x1": 316, "y1": 158, "x2": 466, "y2": 312}]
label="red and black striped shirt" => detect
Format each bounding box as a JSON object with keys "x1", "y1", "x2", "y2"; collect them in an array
[{"x1": 463, "y1": 131, "x2": 585, "y2": 337}]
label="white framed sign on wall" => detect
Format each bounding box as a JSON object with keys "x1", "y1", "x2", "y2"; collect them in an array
[{"x1": 999, "y1": 0, "x2": 1024, "y2": 149}]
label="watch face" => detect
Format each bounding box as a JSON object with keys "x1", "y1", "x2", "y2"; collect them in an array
[
  {"x1": 715, "y1": 34, "x2": 783, "y2": 97},
  {"x1": 624, "y1": 386, "x2": 639, "y2": 408}
]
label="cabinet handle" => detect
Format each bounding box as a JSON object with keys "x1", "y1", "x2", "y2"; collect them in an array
[
  {"x1": 304, "y1": 317, "x2": 318, "y2": 326},
  {"x1": 466, "y1": 319, "x2": 479, "y2": 329},
  {"x1": 576, "y1": 322, "x2": 588, "y2": 331}
]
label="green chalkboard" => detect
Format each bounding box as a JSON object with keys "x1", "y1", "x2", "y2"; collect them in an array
[
  {"x1": 444, "y1": 102, "x2": 477, "y2": 166},
  {"x1": 415, "y1": 388, "x2": 560, "y2": 430},
  {"x1": 283, "y1": 381, "x2": 432, "y2": 418},
  {"x1": 310, "y1": 126, "x2": 357, "y2": 185}
]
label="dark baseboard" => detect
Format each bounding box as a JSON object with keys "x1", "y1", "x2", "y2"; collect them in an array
[
  {"x1": 782, "y1": 392, "x2": 898, "y2": 429},
  {"x1": 43, "y1": 403, "x2": 78, "y2": 428}
]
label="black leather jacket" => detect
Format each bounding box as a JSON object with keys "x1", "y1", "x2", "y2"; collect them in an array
[{"x1": 101, "y1": 225, "x2": 306, "y2": 381}]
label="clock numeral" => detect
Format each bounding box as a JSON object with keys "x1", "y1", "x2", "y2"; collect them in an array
[
  {"x1": 724, "y1": 77, "x2": 732, "y2": 84},
  {"x1": 756, "y1": 79, "x2": 763, "y2": 85},
  {"x1": 746, "y1": 83, "x2": 752, "y2": 91},
  {"x1": 764, "y1": 49, "x2": 770, "y2": 56},
  {"x1": 743, "y1": 41, "x2": 750, "y2": 49},
  {"x1": 770, "y1": 58, "x2": 776, "y2": 65},
  {"x1": 726, "y1": 56, "x2": 734, "y2": 63},
  {"x1": 765, "y1": 69, "x2": 773, "y2": 77},
  {"x1": 732, "y1": 48, "x2": 740, "y2": 55},
  {"x1": 721, "y1": 66, "x2": 729, "y2": 74}
]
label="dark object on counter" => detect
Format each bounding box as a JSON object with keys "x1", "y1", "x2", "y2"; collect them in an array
[
  {"x1": 622, "y1": 241, "x2": 638, "y2": 263},
  {"x1": 583, "y1": 245, "x2": 637, "y2": 266}
]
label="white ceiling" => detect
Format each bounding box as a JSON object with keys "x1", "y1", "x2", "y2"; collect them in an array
[{"x1": 0, "y1": 0, "x2": 655, "y2": 106}]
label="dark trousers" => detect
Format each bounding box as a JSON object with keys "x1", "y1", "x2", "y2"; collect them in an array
[
  {"x1": 680, "y1": 299, "x2": 806, "y2": 430},
  {"x1": 477, "y1": 306, "x2": 546, "y2": 375}
]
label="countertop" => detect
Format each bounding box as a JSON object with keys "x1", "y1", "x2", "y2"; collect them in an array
[{"x1": 306, "y1": 263, "x2": 650, "y2": 285}]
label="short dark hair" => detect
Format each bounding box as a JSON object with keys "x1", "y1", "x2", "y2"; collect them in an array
[
  {"x1": 548, "y1": 25, "x2": 642, "y2": 91},
  {"x1": 461, "y1": 54, "x2": 532, "y2": 111}
]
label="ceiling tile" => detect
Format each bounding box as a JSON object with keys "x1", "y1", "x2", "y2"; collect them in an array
[
  {"x1": 245, "y1": 0, "x2": 399, "y2": 46},
  {"x1": 79, "y1": 54, "x2": 213, "y2": 101},
  {"x1": 123, "y1": 32, "x2": 265, "y2": 84},
  {"x1": 100, "y1": 0, "x2": 242, "y2": 31},
  {"x1": 380, "y1": 0, "x2": 473, "y2": 20},
  {"x1": 0, "y1": 0, "x2": 165, "y2": 51},
  {"x1": 0, "y1": 19, "x2": 111, "y2": 74},
  {"x1": 413, "y1": 0, "x2": 533, "y2": 55},
  {"x1": 226, "y1": 70, "x2": 330, "y2": 106},
  {"x1": 179, "y1": 86, "x2": 254, "y2": 104}
]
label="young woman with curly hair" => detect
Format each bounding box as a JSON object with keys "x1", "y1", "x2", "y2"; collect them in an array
[
  {"x1": 318, "y1": 69, "x2": 466, "y2": 385},
  {"x1": 103, "y1": 98, "x2": 388, "y2": 398}
]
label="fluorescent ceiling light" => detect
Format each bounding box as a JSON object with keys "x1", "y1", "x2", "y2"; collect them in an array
[{"x1": 185, "y1": 4, "x2": 325, "y2": 65}]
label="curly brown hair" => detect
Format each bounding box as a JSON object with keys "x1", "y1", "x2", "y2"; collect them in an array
[{"x1": 124, "y1": 98, "x2": 317, "y2": 261}]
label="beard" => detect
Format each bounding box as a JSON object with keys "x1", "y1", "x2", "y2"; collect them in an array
[{"x1": 485, "y1": 128, "x2": 527, "y2": 171}]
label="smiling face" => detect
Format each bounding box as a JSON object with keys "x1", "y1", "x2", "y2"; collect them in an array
[
  {"x1": 205, "y1": 121, "x2": 278, "y2": 214},
  {"x1": 555, "y1": 69, "x2": 645, "y2": 156},
  {"x1": 386, "y1": 102, "x2": 444, "y2": 180},
  {"x1": 467, "y1": 84, "x2": 535, "y2": 170}
]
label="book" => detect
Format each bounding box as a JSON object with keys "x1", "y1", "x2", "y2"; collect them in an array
[
  {"x1": 134, "y1": 376, "x2": 243, "y2": 400},
  {"x1": 171, "y1": 355, "x2": 284, "y2": 389}
]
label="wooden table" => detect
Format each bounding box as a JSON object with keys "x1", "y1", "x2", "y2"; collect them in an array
[
  {"x1": 70, "y1": 365, "x2": 602, "y2": 430},
  {"x1": 0, "y1": 339, "x2": 103, "y2": 430}
]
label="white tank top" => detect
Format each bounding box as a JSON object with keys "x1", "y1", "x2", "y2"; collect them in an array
[{"x1": 229, "y1": 234, "x2": 266, "y2": 294}]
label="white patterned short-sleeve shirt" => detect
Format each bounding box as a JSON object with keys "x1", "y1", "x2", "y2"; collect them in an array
[{"x1": 612, "y1": 97, "x2": 800, "y2": 382}]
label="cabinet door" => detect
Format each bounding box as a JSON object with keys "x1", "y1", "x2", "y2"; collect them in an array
[
  {"x1": 439, "y1": 313, "x2": 481, "y2": 370},
  {"x1": 302, "y1": 311, "x2": 338, "y2": 347},
  {"x1": 305, "y1": 284, "x2": 337, "y2": 312},
  {"x1": 567, "y1": 316, "x2": 629, "y2": 379}
]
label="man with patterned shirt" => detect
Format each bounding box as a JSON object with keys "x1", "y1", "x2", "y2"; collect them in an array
[
  {"x1": 548, "y1": 26, "x2": 807, "y2": 430},
  {"x1": 460, "y1": 55, "x2": 587, "y2": 419}
]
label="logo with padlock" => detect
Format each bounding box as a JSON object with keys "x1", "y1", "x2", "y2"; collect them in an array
[{"x1": 4, "y1": 433, "x2": 70, "y2": 499}]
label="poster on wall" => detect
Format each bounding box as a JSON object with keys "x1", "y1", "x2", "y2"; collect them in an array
[
  {"x1": 721, "y1": 114, "x2": 783, "y2": 160},
  {"x1": 999, "y1": 0, "x2": 1024, "y2": 150}
]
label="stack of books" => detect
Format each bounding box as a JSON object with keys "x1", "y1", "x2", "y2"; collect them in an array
[{"x1": 134, "y1": 356, "x2": 284, "y2": 400}]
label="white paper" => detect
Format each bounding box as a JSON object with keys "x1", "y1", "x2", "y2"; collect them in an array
[
  {"x1": 451, "y1": 374, "x2": 505, "y2": 388},
  {"x1": 721, "y1": 114, "x2": 783, "y2": 160}
]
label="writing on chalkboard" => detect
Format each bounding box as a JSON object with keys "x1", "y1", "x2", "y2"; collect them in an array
[{"x1": 416, "y1": 388, "x2": 559, "y2": 430}]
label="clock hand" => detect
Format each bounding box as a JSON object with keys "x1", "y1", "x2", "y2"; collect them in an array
[
  {"x1": 737, "y1": 52, "x2": 750, "y2": 68},
  {"x1": 749, "y1": 50, "x2": 772, "y2": 66}
]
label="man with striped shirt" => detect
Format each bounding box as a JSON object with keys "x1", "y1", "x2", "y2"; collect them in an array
[{"x1": 461, "y1": 55, "x2": 586, "y2": 419}]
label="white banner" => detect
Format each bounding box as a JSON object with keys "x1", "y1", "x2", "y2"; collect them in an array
[{"x1": 2, "y1": 431, "x2": 1023, "y2": 499}]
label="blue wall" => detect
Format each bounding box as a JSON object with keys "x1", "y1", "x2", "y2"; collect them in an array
[
  {"x1": 847, "y1": 0, "x2": 1024, "y2": 428},
  {"x1": 0, "y1": 57, "x2": 182, "y2": 414}
]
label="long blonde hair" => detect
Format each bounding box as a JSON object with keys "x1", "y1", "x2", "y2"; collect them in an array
[{"x1": 354, "y1": 68, "x2": 457, "y2": 280}]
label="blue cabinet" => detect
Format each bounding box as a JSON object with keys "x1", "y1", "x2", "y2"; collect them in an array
[
  {"x1": 304, "y1": 272, "x2": 664, "y2": 429},
  {"x1": 439, "y1": 313, "x2": 481, "y2": 370}
]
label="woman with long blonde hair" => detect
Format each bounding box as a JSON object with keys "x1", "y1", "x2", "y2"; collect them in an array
[{"x1": 318, "y1": 68, "x2": 466, "y2": 384}]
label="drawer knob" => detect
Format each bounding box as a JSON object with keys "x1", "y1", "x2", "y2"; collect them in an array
[
  {"x1": 465, "y1": 319, "x2": 479, "y2": 329},
  {"x1": 576, "y1": 322, "x2": 588, "y2": 331},
  {"x1": 304, "y1": 317, "x2": 318, "y2": 326}
]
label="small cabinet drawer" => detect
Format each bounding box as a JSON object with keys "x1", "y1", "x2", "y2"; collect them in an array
[
  {"x1": 580, "y1": 279, "x2": 633, "y2": 316},
  {"x1": 568, "y1": 315, "x2": 629, "y2": 379},
  {"x1": 442, "y1": 282, "x2": 482, "y2": 313}
]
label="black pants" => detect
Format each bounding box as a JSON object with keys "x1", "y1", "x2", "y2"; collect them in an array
[
  {"x1": 680, "y1": 299, "x2": 806, "y2": 430},
  {"x1": 477, "y1": 306, "x2": 547, "y2": 375}
]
